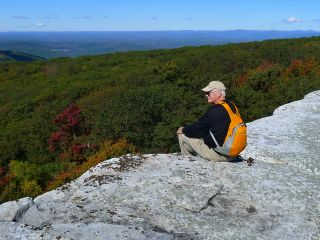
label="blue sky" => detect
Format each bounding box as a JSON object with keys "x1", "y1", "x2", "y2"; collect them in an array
[{"x1": 1, "y1": 0, "x2": 320, "y2": 31}]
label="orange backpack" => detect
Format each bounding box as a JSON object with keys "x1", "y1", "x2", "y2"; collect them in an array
[{"x1": 209, "y1": 102, "x2": 247, "y2": 157}]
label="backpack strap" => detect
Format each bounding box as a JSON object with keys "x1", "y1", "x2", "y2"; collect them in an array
[
  {"x1": 208, "y1": 101, "x2": 233, "y2": 156},
  {"x1": 209, "y1": 131, "x2": 228, "y2": 156},
  {"x1": 217, "y1": 101, "x2": 239, "y2": 116}
]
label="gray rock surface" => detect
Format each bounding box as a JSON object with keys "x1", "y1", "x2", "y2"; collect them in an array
[
  {"x1": 0, "y1": 197, "x2": 33, "y2": 222},
  {"x1": 0, "y1": 91, "x2": 319, "y2": 240}
]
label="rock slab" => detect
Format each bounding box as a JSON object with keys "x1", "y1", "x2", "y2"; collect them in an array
[{"x1": 0, "y1": 91, "x2": 319, "y2": 240}]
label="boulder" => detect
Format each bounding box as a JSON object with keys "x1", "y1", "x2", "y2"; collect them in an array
[{"x1": 0, "y1": 197, "x2": 33, "y2": 222}]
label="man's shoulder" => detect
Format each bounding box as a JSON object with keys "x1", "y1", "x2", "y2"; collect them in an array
[
  {"x1": 208, "y1": 103, "x2": 226, "y2": 111},
  {"x1": 207, "y1": 101, "x2": 236, "y2": 118},
  {"x1": 206, "y1": 104, "x2": 226, "y2": 115}
]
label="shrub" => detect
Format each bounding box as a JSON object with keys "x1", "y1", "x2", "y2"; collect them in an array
[
  {"x1": 21, "y1": 180, "x2": 42, "y2": 197},
  {"x1": 46, "y1": 138, "x2": 136, "y2": 190}
]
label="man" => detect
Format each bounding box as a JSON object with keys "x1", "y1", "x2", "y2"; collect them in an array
[{"x1": 177, "y1": 81, "x2": 238, "y2": 161}]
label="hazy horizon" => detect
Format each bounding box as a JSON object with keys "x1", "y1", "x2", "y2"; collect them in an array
[
  {"x1": 1, "y1": 29, "x2": 320, "y2": 33},
  {"x1": 2, "y1": 30, "x2": 320, "y2": 59}
]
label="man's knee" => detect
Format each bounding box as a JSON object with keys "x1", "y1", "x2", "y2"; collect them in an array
[
  {"x1": 178, "y1": 134, "x2": 194, "y2": 155},
  {"x1": 178, "y1": 133, "x2": 186, "y2": 140}
]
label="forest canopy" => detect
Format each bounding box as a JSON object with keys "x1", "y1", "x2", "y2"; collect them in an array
[{"x1": 1, "y1": 36, "x2": 320, "y2": 202}]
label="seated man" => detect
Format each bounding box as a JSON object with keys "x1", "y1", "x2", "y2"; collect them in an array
[{"x1": 177, "y1": 81, "x2": 245, "y2": 161}]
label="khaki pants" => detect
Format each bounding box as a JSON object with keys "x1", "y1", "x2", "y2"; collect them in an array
[{"x1": 178, "y1": 134, "x2": 231, "y2": 162}]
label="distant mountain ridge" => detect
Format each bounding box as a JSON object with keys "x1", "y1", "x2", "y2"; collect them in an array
[
  {"x1": 0, "y1": 50, "x2": 45, "y2": 62},
  {"x1": 1, "y1": 30, "x2": 320, "y2": 58}
]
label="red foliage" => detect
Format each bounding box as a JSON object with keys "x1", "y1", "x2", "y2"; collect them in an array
[
  {"x1": 59, "y1": 151, "x2": 70, "y2": 161},
  {"x1": 47, "y1": 103, "x2": 93, "y2": 163},
  {"x1": 256, "y1": 62, "x2": 274, "y2": 72},
  {"x1": 284, "y1": 59, "x2": 317, "y2": 77},
  {"x1": 233, "y1": 73, "x2": 249, "y2": 87},
  {"x1": 0, "y1": 174, "x2": 14, "y2": 187},
  {"x1": 48, "y1": 103, "x2": 84, "y2": 153},
  {"x1": 233, "y1": 62, "x2": 274, "y2": 87},
  {"x1": 288, "y1": 59, "x2": 303, "y2": 72},
  {"x1": 0, "y1": 167, "x2": 4, "y2": 176},
  {"x1": 48, "y1": 129, "x2": 70, "y2": 152},
  {"x1": 53, "y1": 103, "x2": 82, "y2": 131},
  {"x1": 71, "y1": 144, "x2": 86, "y2": 156}
]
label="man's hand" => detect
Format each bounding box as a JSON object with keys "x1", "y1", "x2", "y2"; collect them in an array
[{"x1": 176, "y1": 127, "x2": 184, "y2": 135}]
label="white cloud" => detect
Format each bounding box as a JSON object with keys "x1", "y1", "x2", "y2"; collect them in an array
[
  {"x1": 36, "y1": 23, "x2": 46, "y2": 27},
  {"x1": 283, "y1": 17, "x2": 302, "y2": 23}
]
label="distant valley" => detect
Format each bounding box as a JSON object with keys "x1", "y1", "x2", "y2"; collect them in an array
[
  {"x1": 0, "y1": 50, "x2": 45, "y2": 62},
  {"x1": 1, "y1": 30, "x2": 320, "y2": 59}
]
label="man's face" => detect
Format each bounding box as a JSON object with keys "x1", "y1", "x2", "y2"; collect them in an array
[{"x1": 205, "y1": 89, "x2": 221, "y2": 104}]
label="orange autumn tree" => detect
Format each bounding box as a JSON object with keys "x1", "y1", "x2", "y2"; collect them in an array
[{"x1": 46, "y1": 138, "x2": 136, "y2": 190}]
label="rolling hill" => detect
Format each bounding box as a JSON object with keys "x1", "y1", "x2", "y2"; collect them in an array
[{"x1": 0, "y1": 50, "x2": 45, "y2": 62}]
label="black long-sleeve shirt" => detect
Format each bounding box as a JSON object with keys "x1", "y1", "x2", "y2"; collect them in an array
[{"x1": 182, "y1": 100, "x2": 236, "y2": 149}]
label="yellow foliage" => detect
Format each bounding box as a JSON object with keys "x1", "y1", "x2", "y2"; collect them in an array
[
  {"x1": 46, "y1": 138, "x2": 136, "y2": 191},
  {"x1": 84, "y1": 138, "x2": 136, "y2": 169},
  {"x1": 21, "y1": 180, "x2": 42, "y2": 198}
]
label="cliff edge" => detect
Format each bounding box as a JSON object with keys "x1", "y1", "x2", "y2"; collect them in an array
[{"x1": 0, "y1": 91, "x2": 319, "y2": 240}]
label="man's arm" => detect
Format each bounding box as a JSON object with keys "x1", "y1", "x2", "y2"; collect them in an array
[{"x1": 182, "y1": 108, "x2": 214, "y2": 138}]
